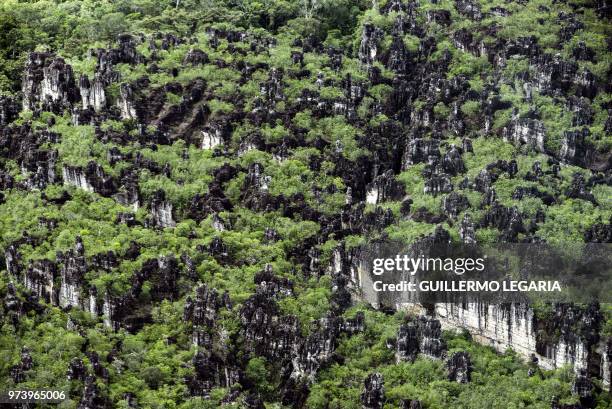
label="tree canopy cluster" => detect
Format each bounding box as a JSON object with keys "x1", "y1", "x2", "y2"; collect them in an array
[{"x1": 0, "y1": 0, "x2": 610, "y2": 408}]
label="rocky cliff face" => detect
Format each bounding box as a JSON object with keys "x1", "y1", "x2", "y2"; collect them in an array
[
  {"x1": 149, "y1": 189, "x2": 175, "y2": 228},
  {"x1": 24, "y1": 259, "x2": 57, "y2": 304},
  {"x1": 366, "y1": 170, "x2": 406, "y2": 204},
  {"x1": 22, "y1": 53, "x2": 79, "y2": 112},
  {"x1": 57, "y1": 237, "x2": 87, "y2": 308},
  {"x1": 79, "y1": 74, "x2": 106, "y2": 111},
  {"x1": 0, "y1": 0, "x2": 610, "y2": 406},
  {"x1": 420, "y1": 303, "x2": 607, "y2": 387},
  {"x1": 64, "y1": 162, "x2": 117, "y2": 196}
]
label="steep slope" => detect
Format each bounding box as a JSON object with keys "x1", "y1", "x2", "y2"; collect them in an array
[{"x1": 0, "y1": 0, "x2": 610, "y2": 408}]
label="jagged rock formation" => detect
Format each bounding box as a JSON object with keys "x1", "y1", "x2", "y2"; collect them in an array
[
  {"x1": 0, "y1": 0, "x2": 610, "y2": 406},
  {"x1": 366, "y1": 170, "x2": 405, "y2": 204},
  {"x1": 114, "y1": 170, "x2": 140, "y2": 210},
  {"x1": 24, "y1": 259, "x2": 57, "y2": 303},
  {"x1": 63, "y1": 162, "x2": 116, "y2": 196},
  {"x1": 201, "y1": 125, "x2": 224, "y2": 149},
  {"x1": 358, "y1": 24, "x2": 384, "y2": 67},
  {"x1": 361, "y1": 372, "x2": 385, "y2": 409},
  {"x1": 184, "y1": 48, "x2": 209, "y2": 65},
  {"x1": 0, "y1": 96, "x2": 20, "y2": 125},
  {"x1": 57, "y1": 237, "x2": 87, "y2": 308},
  {"x1": 9, "y1": 347, "x2": 34, "y2": 383},
  {"x1": 77, "y1": 375, "x2": 107, "y2": 409},
  {"x1": 0, "y1": 125, "x2": 60, "y2": 189},
  {"x1": 447, "y1": 351, "x2": 472, "y2": 383},
  {"x1": 393, "y1": 316, "x2": 447, "y2": 362},
  {"x1": 67, "y1": 357, "x2": 87, "y2": 381},
  {"x1": 22, "y1": 53, "x2": 79, "y2": 112},
  {"x1": 442, "y1": 192, "x2": 470, "y2": 219},
  {"x1": 184, "y1": 284, "x2": 232, "y2": 346},
  {"x1": 459, "y1": 213, "x2": 476, "y2": 243},
  {"x1": 102, "y1": 254, "x2": 180, "y2": 331},
  {"x1": 584, "y1": 221, "x2": 612, "y2": 243},
  {"x1": 79, "y1": 74, "x2": 106, "y2": 111},
  {"x1": 149, "y1": 189, "x2": 175, "y2": 228},
  {"x1": 503, "y1": 114, "x2": 546, "y2": 153}
]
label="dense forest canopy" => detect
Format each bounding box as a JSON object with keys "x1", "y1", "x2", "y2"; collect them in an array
[{"x1": 0, "y1": 0, "x2": 611, "y2": 408}]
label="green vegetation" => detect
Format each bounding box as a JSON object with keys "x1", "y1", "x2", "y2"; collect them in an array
[{"x1": 0, "y1": 0, "x2": 610, "y2": 408}]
